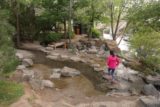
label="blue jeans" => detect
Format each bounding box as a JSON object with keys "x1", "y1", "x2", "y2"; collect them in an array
[{"x1": 108, "y1": 68, "x2": 115, "y2": 80}]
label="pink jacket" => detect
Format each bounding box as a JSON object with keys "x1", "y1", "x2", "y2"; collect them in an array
[{"x1": 106, "y1": 55, "x2": 119, "y2": 69}]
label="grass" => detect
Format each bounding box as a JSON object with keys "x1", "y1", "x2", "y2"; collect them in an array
[{"x1": 0, "y1": 80, "x2": 24, "y2": 105}]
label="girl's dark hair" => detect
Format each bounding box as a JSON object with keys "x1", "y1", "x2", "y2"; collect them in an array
[{"x1": 110, "y1": 51, "x2": 115, "y2": 56}]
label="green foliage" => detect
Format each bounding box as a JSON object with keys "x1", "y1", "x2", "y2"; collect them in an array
[
  {"x1": 91, "y1": 28, "x2": 101, "y2": 38},
  {"x1": 130, "y1": 28, "x2": 160, "y2": 73},
  {"x1": 67, "y1": 31, "x2": 75, "y2": 39},
  {"x1": 127, "y1": 1, "x2": 160, "y2": 32},
  {"x1": 0, "y1": 10, "x2": 19, "y2": 73},
  {"x1": 0, "y1": 81, "x2": 23, "y2": 105},
  {"x1": 127, "y1": 0, "x2": 160, "y2": 73},
  {"x1": 39, "y1": 32, "x2": 62, "y2": 44}
]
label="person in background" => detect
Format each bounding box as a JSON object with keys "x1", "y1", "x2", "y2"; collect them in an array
[{"x1": 106, "y1": 51, "x2": 120, "y2": 83}]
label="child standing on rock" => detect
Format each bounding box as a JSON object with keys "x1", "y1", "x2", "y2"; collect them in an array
[{"x1": 106, "y1": 51, "x2": 120, "y2": 83}]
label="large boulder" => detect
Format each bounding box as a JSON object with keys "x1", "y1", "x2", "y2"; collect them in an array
[
  {"x1": 61, "y1": 66, "x2": 81, "y2": 77},
  {"x1": 139, "y1": 96, "x2": 160, "y2": 107},
  {"x1": 142, "y1": 84, "x2": 160, "y2": 97},
  {"x1": 22, "y1": 58, "x2": 34, "y2": 67},
  {"x1": 16, "y1": 50, "x2": 34, "y2": 59}
]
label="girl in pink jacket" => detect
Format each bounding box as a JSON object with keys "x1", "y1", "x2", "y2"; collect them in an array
[{"x1": 106, "y1": 51, "x2": 119, "y2": 81}]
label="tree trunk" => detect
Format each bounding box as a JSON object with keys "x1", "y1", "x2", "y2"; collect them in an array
[
  {"x1": 64, "y1": 20, "x2": 67, "y2": 39},
  {"x1": 110, "y1": 2, "x2": 115, "y2": 40},
  {"x1": 68, "y1": 0, "x2": 73, "y2": 46}
]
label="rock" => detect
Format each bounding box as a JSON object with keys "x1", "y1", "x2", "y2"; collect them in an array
[
  {"x1": 61, "y1": 66, "x2": 81, "y2": 77},
  {"x1": 50, "y1": 73, "x2": 61, "y2": 79},
  {"x1": 41, "y1": 80, "x2": 54, "y2": 89},
  {"x1": 46, "y1": 55, "x2": 59, "y2": 60},
  {"x1": 50, "y1": 52, "x2": 60, "y2": 56},
  {"x1": 129, "y1": 88, "x2": 140, "y2": 96},
  {"x1": 94, "y1": 67, "x2": 104, "y2": 72},
  {"x1": 91, "y1": 64, "x2": 100, "y2": 68},
  {"x1": 139, "y1": 96, "x2": 160, "y2": 107},
  {"x1": 16, "y1": 50, "x2": 34, "y2": 59},
  {"x1": 16, "y1": 65, "x2": 26, "y2": 71},
  {"x1": 106, "y1": 91, "x2": 131, "y2": 97},
  {"x1": 70, "y1": 56, "x2": 81, "y2": 62},
  {"x1": 142, "y1": 84, "x2": 160, "y2": 97},
  {"x1": 15, "y1": 53, "x2": 24, "y2": 60},
  {"x1": 29, "y1": 78, "x2": 42, "y2": 90},
  {"x1": 145, "y1": 75, "x2": 160, "y2": 86},
  {"x1": 52, "y1": 68, "x2": 61, "y2": 73},
  {"x1": 60, "y1": 55, "x2": 69, "y2": 60},
  {"x1": 22, "y1": 69, "x2": 34, "y2": 81},
  {"x1": 87, "y1": 48, "x2": 98, "y2": 54},
  {"x1": 45, "y1": 47, "x2": 53, "y2": 51},
  {"x1": 22, "y1": 58, "x2": 34, "y2": 67}
]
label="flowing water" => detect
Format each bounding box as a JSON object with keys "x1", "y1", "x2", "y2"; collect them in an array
[{"x1": 32, "y1": 64, "x2": 104, "y2": 98}]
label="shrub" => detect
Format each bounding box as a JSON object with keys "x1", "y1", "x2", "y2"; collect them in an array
[
  {"x1": 0, "y1": 81, "x2": 23, "y2": 105},
  {"x1": 39, "y1": 32, "x2": 62, "y2": 45},
  {"x1": 67, "y1": 31, "x2": 75, "y2": 39},
  {"x1": 91, "y1": 28, "x2": 101, "y2": 38},
  {"x1": 130, "y1": 29, "x2": 160, "y2": 73}
]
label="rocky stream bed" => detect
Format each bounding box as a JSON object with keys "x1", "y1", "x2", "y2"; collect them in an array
[{"x1": 9, "y1": 42, "x2": 160, "y2": 107}]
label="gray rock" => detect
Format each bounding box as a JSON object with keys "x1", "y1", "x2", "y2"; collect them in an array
[
  {"x1": 50, "y1": 73, "x2": 61, "y2": 79},
  {"x1": 94, "y1": 67, "x2": 104, "y2": 72},
  {"x1": 60, "y1": 55, "x2": 69, "y2": 60},
  {"x1": 41, "y1": 80, "x2": 54, "y2": 89},
  {"x1": 61, "y1": 66, "x2": 81, "y2": 77},
  {"x1": 91, "y1": 64, "x2": 100, "y2": 68},
  {"x1": 70, "y1": 56, "x2": 81, "y2": 62},
  {"x1": 87, "y1": 48, "x2": 98, "y2": 54},
  {"x1": 22, "y1": 58, "x2": 34, "y2": 67},
  {"x1": 142, "y1": 84, "x2": 160, "y2": 97},
  {"x1": 46, "y1": 55, "x2": 59, "y2": 60},
  {"x1": 29, "y1": 78, "x2": 42, "y2": 90},
  {"x1": 16, "y1": 50, "x2": 34, "y2": 59},
  {"x1": 139, "y1": 96, "x2": 160, "y2": 107},
  {"x1": 15, "y1": 53, "x2": 24, "y2": 60},
  {"x1": 22, "y1": 69, "x2": 34, "y2": 81},
  {"x1": 45, "y1": 47, "x2": 53, "y2": 51},
  {"x1": 146, "y1": 75, "x2": 160, "y2": 86},
  {"x1": 52, "y1": 68, "x2": 61, "y2": 73},
  {"x1": 16, "y1": 65, "x2": 26, "y2": 71}
]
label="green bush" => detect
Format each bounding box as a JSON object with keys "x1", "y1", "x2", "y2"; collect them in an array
[
  {"x1": 91, "y1": 28, "x2": 101, "y2": 38},
  {"x1": 67, "y1": 31, "x2": 75, "y2": 39},
  {"x1": 130, "y1": 29, "x2": 160, "y2": 73},
  {"x1": 0, "y1": 81, "x2": 23, "y2": 105},
  {"x1": 39, "y1": 32, "x2": 62, "y2": 45}
]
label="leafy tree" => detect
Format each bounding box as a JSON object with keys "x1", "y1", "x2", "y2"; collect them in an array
[
  {"x1": 0, "y1": 10, "x2": 19, "y2": 73},
  {"x1": 128, "y1": 0, "x2": 160, "y2": 73},
  {"x1": 74, "y1": 0, "x2": 108, "y2": 38},
  {"x1": 106, "y1": 0, "x2": 131, "y2": 41}
]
